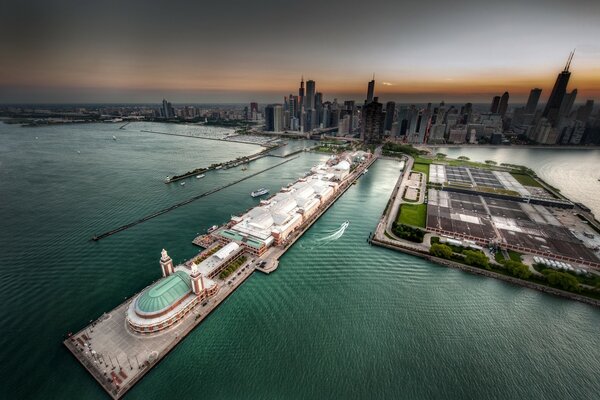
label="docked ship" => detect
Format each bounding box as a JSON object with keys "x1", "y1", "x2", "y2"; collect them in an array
[
  {"x1": 207, "y1": 225, "x2": 218, "y2": 233},
  {"x1": 251, "y1": 188, "x2": 269, "y2": 197}
]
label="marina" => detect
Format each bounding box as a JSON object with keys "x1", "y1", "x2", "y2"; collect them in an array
[{"x1": 68, "y1": 151, "x2": 376, "y2": 399}]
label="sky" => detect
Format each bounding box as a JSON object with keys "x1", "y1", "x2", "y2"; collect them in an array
[{"x1": 1, "y1": 0, "x2": 600, "y2": 104}]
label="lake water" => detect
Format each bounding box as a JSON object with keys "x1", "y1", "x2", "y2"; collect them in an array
[{"x1": 1, "y1": 123, "x2": 599, "y2": 399}]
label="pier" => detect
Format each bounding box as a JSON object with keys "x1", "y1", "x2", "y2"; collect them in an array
[
  {"x1": 91, "y1": 157, "x2": 299, "y2": 241},
  {"x1": 68, "y1": 153, "x2": 376, "y2": 399}
]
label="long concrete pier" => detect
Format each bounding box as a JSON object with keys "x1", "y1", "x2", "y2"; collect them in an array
[
  {"x1": 91, "y1": 157, "x2": 299, "y2": 241},
  {"x1": 68, "y1": 154, "x2": 376, "y2": 399}
]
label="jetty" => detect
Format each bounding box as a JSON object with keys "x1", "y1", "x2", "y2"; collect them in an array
[
  {"x1": 67, "y1": 152, "x2": 376, "y2": 399},
  {"x1": 91, "y1": 157, "x2": 299, "y2": 241}
]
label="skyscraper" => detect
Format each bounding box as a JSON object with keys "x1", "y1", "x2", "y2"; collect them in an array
[
  {"x1": 366, "y1": 76, "x2": 375, "y2": 103},
  {"x1": 384, "y1": 101, "x2": 395, "y2": 132},
  {"x1": 498, "y1": 91, "x2": 509, "y2": 117},
  {"x1": 361, "y1": 97, "x2": 384, "y2": 144},
  {"x1": 490, "y1": 96, "x2": 501, "y2": 113},
  {"x1": 161, "y1": 99, "x2": 174, "y2": 119},
  {"x1": 250, "y1": 102, "x2": 259, "y2": 120},
  {"x1": 525, "y1": 88, "x2": 542, "y2": 114},
  {"x1": 543, "y1": 51, "x2": 574, "y2": 126},
  {"x1": 274, "y1": 105, "x2": 283, "y2": 132},
  {"x1": 264, "y1": 105, "x2": 275, "y2": 132},
  {"x1": 305, "y1": 80, "x2": 316, "y2": 110},
  {"x1": 298, "y1": 77, "x2": 305, "y2": 117}
]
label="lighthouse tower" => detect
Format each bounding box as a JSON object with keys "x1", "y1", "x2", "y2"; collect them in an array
[
  {"x1": 190, "y1": 263, "x2": 205, "y2": 296},
  {"x1": 160, "y1": 249, "x2": 174, "y2": 277}
]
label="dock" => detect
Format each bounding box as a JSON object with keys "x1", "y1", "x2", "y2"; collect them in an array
[{"x1": 67, "y1": 153, "x2": 377, "y2": 399}]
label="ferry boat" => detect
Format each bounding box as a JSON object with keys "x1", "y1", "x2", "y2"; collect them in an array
[
  {"x1": 196, "y1": 174, "x2": 205, "y2": 179},
  {"x1": 251, "y1": 188, "x2": 269, "y2": 197},
  {"x1": 207, "y1": 225, "x2": 218, "y2": 233}
]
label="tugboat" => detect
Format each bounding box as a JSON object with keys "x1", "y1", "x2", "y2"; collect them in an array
[{"x1": 251, "y1": 188, "x2": 269, "y2": 197}]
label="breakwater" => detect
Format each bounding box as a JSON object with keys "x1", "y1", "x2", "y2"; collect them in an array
[{"x1": 91, "y1": 157, "x2": 299, "y2": 241}]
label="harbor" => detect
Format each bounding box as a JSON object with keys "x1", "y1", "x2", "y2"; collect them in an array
[{"x1": 66, "y1": 150, "x2": 376, "y2": 399}]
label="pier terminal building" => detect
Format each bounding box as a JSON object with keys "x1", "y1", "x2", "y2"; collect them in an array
[
  {"x1": 126, "y1": 245, "x2": 242, "y2": 334},
  {"x1": 216, "y1": 156, "x2": 353, "y2": 255}
]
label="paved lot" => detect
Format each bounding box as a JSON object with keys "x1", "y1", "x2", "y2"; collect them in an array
[{"x1": 426, "y1": 189, "x2": 599, "y2": 263}]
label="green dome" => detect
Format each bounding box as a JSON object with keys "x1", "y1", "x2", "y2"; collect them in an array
[{"x1": 136, "y1": 271, "x2": 191, "y2": 315}]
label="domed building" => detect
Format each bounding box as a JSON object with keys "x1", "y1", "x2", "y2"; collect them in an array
[{"x1": 126, "y1": 249, "x2": 219, "y2": 334}]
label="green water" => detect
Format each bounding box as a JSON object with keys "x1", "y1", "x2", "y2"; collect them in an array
[{"x1": 1, "y1": 122, "x2": 599, "y2": 399}]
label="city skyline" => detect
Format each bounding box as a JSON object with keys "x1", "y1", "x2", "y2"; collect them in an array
[{"x1": 2, "y1": 0, "x2": 600, "y2": 103}]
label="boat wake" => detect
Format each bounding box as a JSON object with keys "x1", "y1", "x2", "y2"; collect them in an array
[
  {"x1": 301, "y1": 221, "x2": 350, "y2": 249},
  {"x1": 317, "y1": 220, "x2": 350, "y2": 242}
]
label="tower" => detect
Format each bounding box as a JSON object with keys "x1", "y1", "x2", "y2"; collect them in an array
[
  {"x1": 490, "y1": 96, "x2": 501, "y2": 113},
  {"x1": 367, "y1": 75, "x2": 375, "y2": 103},
  {"x1": 543, "y1": 51, "x2": 574, "y2": 126},
  {"x1": 361, "y1": 97, "x2": 384, "y2": 143},
  {"x1": 190, "y1": 263, "x2": 204, "y2": 296},
  {"x1": 525, "y1": 88, "x2": 542, "y2": 114},
  {"x1": 160, "y1": 249, "x2": 174, "y2": 277},
  {"x1": 498, "y1": 92, "x2": 509, "y2": 117},
  {"x1": 305, "y1": 80, "x2": 316, "y2": 109}
]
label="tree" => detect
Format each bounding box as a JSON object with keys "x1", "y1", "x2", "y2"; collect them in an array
[
  {"x1": 430, "y1": 243, "x2": 453, "y2": 259},
  {"x1": 504, "y1": 260, "x2": 531, "y2": 279},
  {"x1": 543, "y1": 270, "x2": 580, "y2": 292},
  {"x1": 457, "y1": 156, "x2": 470, "y2": 161},
  {"x1": 485, "y1": 160, "x2": 497, "y2": 165},
  {"x1": 435, "y1": 153, "x2": 447, "y2": 159},
  {"x1": 464, "y1": 250, "x2": 490, "y2": 269}
]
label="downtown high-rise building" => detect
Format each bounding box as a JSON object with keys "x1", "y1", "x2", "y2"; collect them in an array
[
  {"x1": 274, "y1": 105, "x2": 283, "y2": 132},
  {"x1": 490, "y1": 96, "x2": 501, "y2": 114},
  {"x1": 361, "y1": 97, "x2": 384, "y2": 143},
  {"x1": 525, "y1": 88, "x2": 542, "y2": 114},
  {"x1": 366, "y1": 76, "x2": 375, "y2": 103},
  {"x1": 498, "y1": 92, "x2": 509, "y2": 117},
  {"x1": 384, "y1": 101, "x2": 395, "y2": 132},
  {"x1": 543, "y1": 51, "x2": 574, "y2": 126},
  {"x1": 264, "y1": 105, "x2": 275, "y2": 132},
  {"x1": 305, "y1": 80, "x2": 316, "y2": 110},
  {"x1": 161, "y1": 99, "x2": 174, "y2": 119}
]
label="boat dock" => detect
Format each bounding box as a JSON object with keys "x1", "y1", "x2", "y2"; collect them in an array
[{"x1": 68, "y1": 153, "x2": 377, "y2": 399}]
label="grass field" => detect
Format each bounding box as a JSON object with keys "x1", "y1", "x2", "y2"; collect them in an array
[
  {"x1": 510, "y1": 173, "x2": 543, "y2": 187},
  {"x1": 411, "y1": 163, "x2": 429, "y2": 176},
  {"x1": 396, "y1": 203, "x2": 427, "y2": 227}
]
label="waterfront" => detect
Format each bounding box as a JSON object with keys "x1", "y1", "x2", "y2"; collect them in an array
[{"x1": 1, "y1": 123, "x2": 600, "y2": 399}]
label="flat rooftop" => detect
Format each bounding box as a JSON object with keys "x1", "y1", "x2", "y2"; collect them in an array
[{"x1": 427, "y1": 189, "x2": 599, "y2": 263}]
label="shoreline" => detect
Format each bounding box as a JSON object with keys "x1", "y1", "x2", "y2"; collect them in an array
[{"x1": 370, "y1": 237, "x2": 600, "y2": 308}]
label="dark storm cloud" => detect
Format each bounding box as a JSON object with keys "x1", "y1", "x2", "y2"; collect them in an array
[{"x1": 1, "y1": 0, "x2": 599, "y2": 102}]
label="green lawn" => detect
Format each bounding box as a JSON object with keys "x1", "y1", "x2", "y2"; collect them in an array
[
  {"x1": 411, "y1": 163, "x2": 429, "y2": 176},
  {"x1": 510, "y1": 173, "x2": 543, "y2": 188},
  {"x1": 396, "y1": 203, "x2": 427, "y2": 227},
  {"x1": 508, "y1": 250, "x2": 523, "y2": 262}
]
